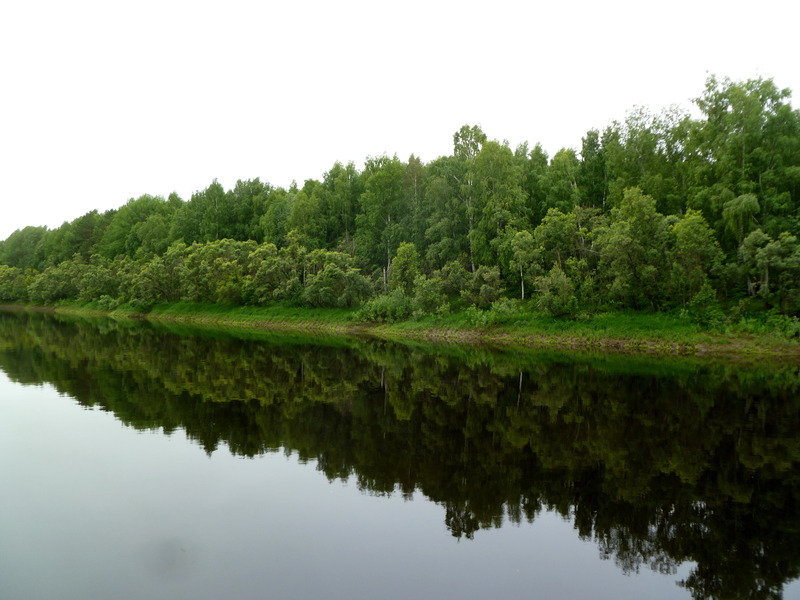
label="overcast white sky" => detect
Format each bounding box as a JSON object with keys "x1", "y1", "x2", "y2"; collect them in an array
[{"x1": 1, "y1": 0, "x2": 798, "y2": 241}]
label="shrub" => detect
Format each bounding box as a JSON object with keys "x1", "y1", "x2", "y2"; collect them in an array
[
  {"x1": 412, "y1": 274, "x2": 448, "y2": 315},
  {"x1": 303, "y1": 264, "x2": 371, "y2": 308},
  {"x1": 686, "y1": 280, "x2": 724, "y2": 328},
  {"x1": 357, "y1": 289, "x2": 413, "y2": 322},
  {"x1": 461, "y1": 266, "x2": 504, "y2": 309},
  {"x1": 535, "y1": 264, "x2": 577, "y2": 317}
]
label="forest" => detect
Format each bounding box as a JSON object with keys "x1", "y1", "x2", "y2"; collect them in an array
[{"x1": 1, "y1": 76, "x2": 799, "y2": 329}]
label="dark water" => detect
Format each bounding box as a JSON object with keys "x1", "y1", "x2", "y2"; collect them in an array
[{"x1": 1, "y1": 312, "x2": 799, "y2": 600}]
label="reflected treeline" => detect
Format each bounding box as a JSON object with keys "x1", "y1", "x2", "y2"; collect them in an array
[{"x1": 1, "y1": 311, "x2": 799, "y2": 599}]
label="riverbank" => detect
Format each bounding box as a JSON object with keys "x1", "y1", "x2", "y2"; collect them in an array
[{"x1": 5, "y1": 301, "x2": 797, "y2": 359}]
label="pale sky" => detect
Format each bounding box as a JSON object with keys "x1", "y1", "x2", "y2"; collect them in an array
[{"x1": 1, "y1": 0, "x2": 798, "y2": 241}]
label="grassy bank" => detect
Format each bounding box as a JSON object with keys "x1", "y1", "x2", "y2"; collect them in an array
[{"x1": 24, "y1": 301, "x2": 796, "y2": 359}]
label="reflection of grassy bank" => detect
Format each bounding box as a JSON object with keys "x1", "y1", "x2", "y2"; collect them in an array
[{"x1": 34, "y1": 301, "x2": 798, "y2": 359}]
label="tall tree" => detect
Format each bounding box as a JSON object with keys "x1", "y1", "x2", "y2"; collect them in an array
[
  {"x1": 355, "y1": 155, "x2": 409, "y2": 280},
  {"x1": 596, "y1": 188, "x2": 671, "y2": 310},
  {"x1": 669, "y1": 210, "x2": 724, "y2": 305},
  {"x1": 96, "y1": 195, "x2": 165, "y2": 258},
  {"x1": 473, "y1": 140, "x2": 528, "y2": 272},
  {"x1": 259, "y1": 187, "x2": 292, "y2": 247},
  {"x1": 404, "y1": 155, "x2": 427, "y2": 252},
  {"x1": 322, "y1": 161, "x2": 363, "y2": 246},
  {"x1": 0, "y1": 226, "x2": 47, "y2": 269},
  {"x1": 423, "y1": 156, "x2": 470, "y2": 270},
  {"x1": 510, "y1": 229, "x2": 535, "y2": 300},
  {"x1": 169, "y1": 180, "x2": 227, "y2": 244},
  {"x1": 286, "y1": 180, "x2": 327, "y2": 250},
  {"x1": 452, "y1": 124, "x2": 487, "y2": 272},
  {"x1": 578, "y1": 129, "x2": 607, "y2": 209},
  {"x1": 221, "y1": 178, "x2": 270, "y2": 242},
  {"x1": 690, "y1": 76, "x2": 800, "y2": 238},
  {"x1": 542, "y1": 148, "x2": 581, "y2": 216}
]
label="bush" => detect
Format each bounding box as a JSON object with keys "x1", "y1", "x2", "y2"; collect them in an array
[
  {"x1": 96, "y1": 295, "x2": 119, "y2": 311},
  {"x1": 465, "y1": 305, "x2": 489, "y2": 327},
  {"x1": 303, "y1": 264, "x2": 371, "y2": 308},
  {"x1": 485, "y1": 297, "x2": 522, "y2": 324},
  {"x1": 412, "y1": 275, "x2": 448, "y2": 316},
  {"x1": 357, "y1": 289, "x2": 413, "y2": 322},
  {"x1": 0, "y1": 265, "x2": 29, "y2": 302},
  {"x1": 28, "y1": 260, "x2": 85, "y2": 304},
  {"x1": 461, "y1": 266, "x2": 504, "y2": 309},
  {"x1": 765, "y1": 310, "x2": 800, "y2": 339},
  {"x1": 465, "y1": 298, "x2": 523, "y2": 327},
  {"x1": 535, "y1": 265, "x2": 577, "y2": 317},
  {"x1": 686, "y1": 280, "x2": 724, "y2": 328}
]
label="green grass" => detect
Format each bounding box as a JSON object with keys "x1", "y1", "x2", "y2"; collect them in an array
[
  {"x1": 37, "y1": 300, "x2": 800, "y2": 358},
  {"x1": 376, "y1": 308, "x2": 701, "y2": 339},
  {"x1": 358, "y1": 306, "x2": 798, "y2": 357},
  {"x1": 516, "y1": 311, "x2": 701, "y2": 339},
  {"x1": 144, "y1": 301, "x2": 358, "y2": 324}
]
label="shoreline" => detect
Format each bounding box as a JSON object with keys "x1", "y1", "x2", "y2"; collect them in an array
[{"x1": 4, "y1": 303, "x2": 794, "y2": 360}]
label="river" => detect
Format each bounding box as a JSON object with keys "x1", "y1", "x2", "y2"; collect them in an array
[{"x1": 0, "y1": 311, "x2": 798, "y2": 599}]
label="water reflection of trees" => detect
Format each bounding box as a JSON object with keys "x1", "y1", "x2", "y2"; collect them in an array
[{"x1": 1, "y1": 311, "x2": 799, "y2": 600}]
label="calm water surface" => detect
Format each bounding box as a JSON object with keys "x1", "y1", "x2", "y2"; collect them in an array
[{"x1": 0, "y1": 312, "x2": 798, "y2": 599}]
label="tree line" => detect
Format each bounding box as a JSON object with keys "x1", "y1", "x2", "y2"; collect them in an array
[{"x1": 1, "y1": 76, "x2": 799, "y2": 323}]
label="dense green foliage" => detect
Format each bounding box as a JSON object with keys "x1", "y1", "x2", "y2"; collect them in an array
[
  {"x1": 2, "y1": 312, "x2": 799, "y2": 599},
  {"x1": 2, "y1": 77, "x2": 800, "y2": 328}
]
